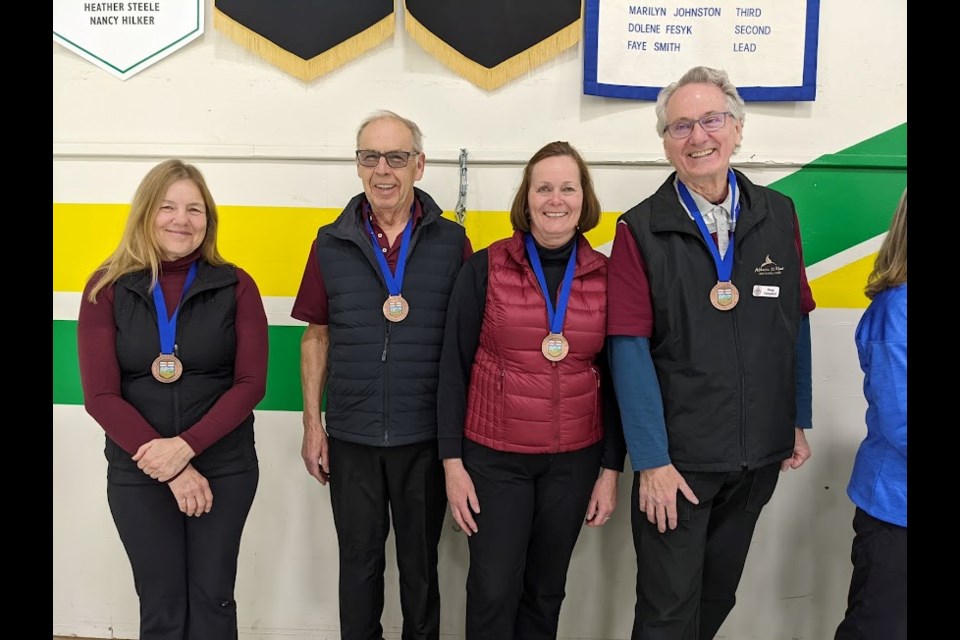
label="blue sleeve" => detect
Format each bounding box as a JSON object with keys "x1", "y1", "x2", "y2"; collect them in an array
[
  {"x1": 607, "y1": 335, "x2": 670, "y2": 471},
  {"x1": 865, "y1": 338, "x2": 908, "y2": 456},
  {"x1": 795, "y1": 314, "x2": 812, "y2": 429},
  {"x1": 859, "y1": 288, "x2": 907, "y2": 456}
]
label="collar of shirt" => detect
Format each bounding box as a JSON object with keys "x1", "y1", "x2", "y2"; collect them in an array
[
  {"x1": 672, "y1": 176, "x2": 736, "y2": 234},
  {"x1": 361, "y1": 197, "x2": 424, "y2": 258}
]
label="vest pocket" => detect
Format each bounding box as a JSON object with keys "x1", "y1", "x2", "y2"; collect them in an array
[
  {"x1": 495, "y1": 368, "x2": 505, "y2": 443},
  {"x1": 590, "y1": 366, "x2": 602, "y2": 439}
]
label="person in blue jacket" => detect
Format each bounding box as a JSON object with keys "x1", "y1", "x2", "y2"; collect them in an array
[{"x1": 835, "y1": 187, "x2": 907, "y2": 640}]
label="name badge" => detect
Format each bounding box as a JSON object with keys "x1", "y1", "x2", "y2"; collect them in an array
[{"x1": 752, "y1": 285, "x2": 780, "y2": 298}]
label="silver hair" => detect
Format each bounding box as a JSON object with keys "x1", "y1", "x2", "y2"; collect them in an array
[
  {"x1": 356, "y1": 110, "x2": 424, "y2": 153},
  {"x1": 654, "y1": 66, "x2": 746, "y2": 139}
]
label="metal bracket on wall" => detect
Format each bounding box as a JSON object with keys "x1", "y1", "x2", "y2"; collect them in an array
[{"x1": 455, "y1": 148, "x2": 468, "y2": 226}]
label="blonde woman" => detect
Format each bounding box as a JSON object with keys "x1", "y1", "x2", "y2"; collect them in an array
[
  {"x1": 835, "y1": 187, "x2": 907, "y2": 640},
  {"x1": 77, "y1": 159, "x2": 268, "y2": 639}
]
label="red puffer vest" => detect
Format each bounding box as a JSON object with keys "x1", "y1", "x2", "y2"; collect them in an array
[{"x1": 464, "y1": 231, "x2": 608, "y2": 453}]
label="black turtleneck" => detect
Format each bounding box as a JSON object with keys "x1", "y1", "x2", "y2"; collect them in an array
[{"x1": 525, "y1": 234, "x2": 577, "y2": 309}]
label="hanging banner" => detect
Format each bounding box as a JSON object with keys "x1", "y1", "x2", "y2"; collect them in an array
[
  {"x1": 405, "y1": 0, "x2": 582, "y2": 91},
  {"x1": 214, "y1": 0, "x2": 394, "y2": 82},
  {"x1": 53, "y1": 1, "x2": 204, "y2": 80},
  {"x1": 583, "y1": 1, "x2": 820, "y2": 101}
]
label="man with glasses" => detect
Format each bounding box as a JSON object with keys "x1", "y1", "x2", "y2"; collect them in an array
[
  {"x1": 606, "y1": 67, "x2": 816, "y2": 638},
  {"x1": 292, "y1": 110, "x2": 471, "y2": 640}
]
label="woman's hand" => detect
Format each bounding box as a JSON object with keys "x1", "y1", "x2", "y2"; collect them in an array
[
  {"x1": 133, "y1": 436, "x2": 195, "y2": 482},
  {"x1": 443, "y1": 458, "x2": 480, "y2": 536},
  {"x1": 167, "y1": 463, "x2": 213, "y2": 517},
  {"x1": 585, "y1": 468, "x2": 619, "y2": 527}
]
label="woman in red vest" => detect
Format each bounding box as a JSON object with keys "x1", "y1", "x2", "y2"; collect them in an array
[{"x1": 438, "y1": 141, "x2": 625, "y2": 640}]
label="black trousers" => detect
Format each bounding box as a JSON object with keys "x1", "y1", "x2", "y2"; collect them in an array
[
  {"x1": 630, "y1": 462, "x2": 780, "y2": 640},
  {"x1": 328, "y1": 437, "x2": 446, "y2": 640},
  {"x1": 463, "y1": 439, "x2": 603, "y2": 640},
  {"x1": 107, "y1": 467, "x2": 259, "y2": 640},
  {"x1": 834, "y1": 507, "x2": 908, "y2": 640}
]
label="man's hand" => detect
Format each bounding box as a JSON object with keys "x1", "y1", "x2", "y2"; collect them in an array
[
  {"x1": 781, "y1": 427, "x2": 812, "y2": 471},
  {"x1": 585, "y1": 468, "x2": 619, "y2": 527},
  {"x1": 638, "y1": 463, "x2": 699, "y2": 533},
  {"x1": 301, "y1": 417, "x2": 330, "y2": 485},
  {"x1": 299, "y1": 323, "x2": 330, "y2": 484},
  {"x1": 443, "y1": 458, "x2": 480, "y2": 536},
  {"x1": 133, "y1": 436, "x2": 194, "y2": 482}
]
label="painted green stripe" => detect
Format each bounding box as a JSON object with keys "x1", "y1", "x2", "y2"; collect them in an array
[
  {"x1": 262, "y1": 325, "x2": 308, "y2": 411},
  {"x1": 54, "y1": 320, "x2": 311, "y2": 411},
  {"x1": 53, "y1": 321, "x2": 81, "y2": 404},
  {"x1": 770, "y1": 123, "x2": 906, "y2": 266}
]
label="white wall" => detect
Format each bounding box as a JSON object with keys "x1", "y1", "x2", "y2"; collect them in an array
[{"x1": 53, "y1": 1, "x2": 906, "y2": 638}]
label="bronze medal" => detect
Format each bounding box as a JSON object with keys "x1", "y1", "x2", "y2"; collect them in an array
[
  {"x1": 151, "y1": 354, "x2": 183, "y2": 383},
  {"x1": 382, "y1": 295, "x2": 409, "y2": 322},
  {"x1": 541, "y1": 333, "x2": 569, "y2": 362},
  {"x1": 710, "y1": 281, "x2": 740, "y2": 311}
]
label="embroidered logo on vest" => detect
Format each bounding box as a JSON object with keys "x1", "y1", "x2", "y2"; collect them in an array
[{"x1": 754, "y1": 255, "x2": 785, "y2": 276}]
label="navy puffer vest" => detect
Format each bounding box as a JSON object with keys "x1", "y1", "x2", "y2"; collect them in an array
[{"x1": 317, "y1": 189, "x2": 467, "y2": 447}]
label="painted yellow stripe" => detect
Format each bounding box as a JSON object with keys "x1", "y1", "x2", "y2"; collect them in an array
[
  {"x1": 54, "y1": 202, "x2": 865, "y2": 308},
  {"x1": 54, "y1": 203, "x2": 342, "y2": 296},
  {"x1": 808, "y1": 254, "x2": 873, "y2": 310},
  {"x1": 53, "y1": 204, "x2": 620, "y2": 295},
  {"x1": 54, "y1": 204, "x2": 128, "y2": 292}
]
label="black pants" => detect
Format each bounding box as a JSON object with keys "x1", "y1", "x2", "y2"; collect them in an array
[
  {"x1": 107, "y1": 467, "x2": 259, "y2": 640},
  {"x1": 328, "y1": 437, "x2": 446, "y2": 640},
  {"x1": 463, "y1": 439, "x2": 603, "y2": 640},
  {"x1": 834, "y1": 507, "x2": 908, "y2": 640},
  {"x1": 630, "y1": 462, "x2": 780, "y2": 640}
]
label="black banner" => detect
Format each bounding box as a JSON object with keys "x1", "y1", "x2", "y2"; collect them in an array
[
  {"x1": 214, "y1": 0, "x2": 395, "y2": 81},
  {"x1": 405, "y1": 0, "x2": 582, "y2": 90}
]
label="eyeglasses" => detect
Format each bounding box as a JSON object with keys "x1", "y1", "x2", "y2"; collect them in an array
[
  {"x1": 355, "y1": 150, "x2": 418, "y2": 168},
  {"x1": 663, "y1": 112, "x2": 733, "y2": 139}
]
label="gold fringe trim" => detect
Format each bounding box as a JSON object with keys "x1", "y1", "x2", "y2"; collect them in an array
[
  {"x1": 213, "y1": 8, "x2": 395, "y2": 82},
  {"x1": 404, "y1": 2, "x2": 581, "y2": 91}
]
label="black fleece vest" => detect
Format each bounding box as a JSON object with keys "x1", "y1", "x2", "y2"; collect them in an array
[
  {"x1": 317, "y1": 189, "x2": 467, "y2": 447},
  {"x1": 621, "y1": 171, "x2": 802, "y2": 471},
  {"x1": 107, "y1": 260, "x2": 257, "y2": 484}
]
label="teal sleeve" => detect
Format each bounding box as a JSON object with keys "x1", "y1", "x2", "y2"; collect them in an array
[{"x1": 607, "y1": 335, "x2": 670, "y2": 471}]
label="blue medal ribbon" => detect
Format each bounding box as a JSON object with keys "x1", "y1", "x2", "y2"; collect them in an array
[
  {"x1": 364, "y1": 205, "x2": 414, "y2": 296},
  {"x1": 152, "y1": 262, "x2": 198, "y2": 355},
  {"x1": 525, "y1": 233, "x2": 578, "y2": 335},
  {"x1": 677, "y1": 168, "x2": 741, "y2": 282}
]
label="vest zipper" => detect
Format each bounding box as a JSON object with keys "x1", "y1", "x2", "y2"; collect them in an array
[
  {"x1": 173, "y1": 342, "x2": 182, "y2": 434},
  {"x1": 733, "y1": 311, "x2": 747, "y2": 466},
  {"x1": 382, "y1": 323, "x2": 391, "y2": 445},
  {"x1": 381, "y1": 327, "x2": 390, "y2": 362},
  {"x1": 552, "y1": 361, "x2": 560, "y2": 450}
]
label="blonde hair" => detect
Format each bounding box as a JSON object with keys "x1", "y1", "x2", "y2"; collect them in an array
[
  {"x1": 86, "y1": 159, "x2": 228, "y2": 302},
  {"x1": 865, "y1": 187, "x2": 907, "y2": 299}
]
